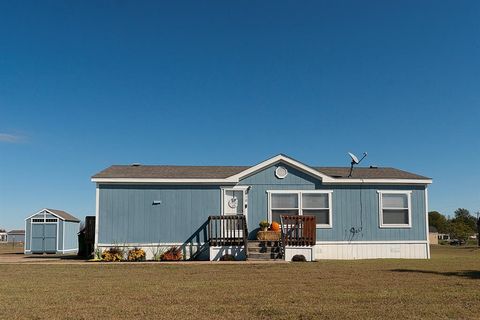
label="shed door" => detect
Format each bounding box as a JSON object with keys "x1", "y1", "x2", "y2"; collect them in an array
[
  {"x1": 30, "y1": 223, "x2": 57, "y2": 253},
  {"x1": 44, "y1": 224, "x2": 57, "y2": 253},
  {"x1": 31, "y1": 224, "x2": 45, "y2": 253}
]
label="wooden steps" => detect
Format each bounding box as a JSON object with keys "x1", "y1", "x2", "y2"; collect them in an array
[{"x1": 247, "y1": 240, "x2": 282, "y2": 261}]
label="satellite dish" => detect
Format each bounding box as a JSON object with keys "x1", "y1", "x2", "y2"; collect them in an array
[
  {"x1": 348, "y1": 152, "x2": 359, "y2": 164},
  {"x1": 347, "y1": 151, "x2": 368, "y2": 177}
]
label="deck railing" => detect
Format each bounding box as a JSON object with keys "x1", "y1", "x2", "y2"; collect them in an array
[
  {"x1": 280, "y1": 215, "x2": 316, "y2": 247},
  {"x1": 208, "y1": 215, "x2": 248, "y2": 247}
]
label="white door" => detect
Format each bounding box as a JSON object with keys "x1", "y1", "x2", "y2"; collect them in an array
[
  {"x1": 222, "y1": 188, "x2": 248, "y2": 237},
  {"x1": 223, "y1": 189, "x2": 246, "y2": 216}
]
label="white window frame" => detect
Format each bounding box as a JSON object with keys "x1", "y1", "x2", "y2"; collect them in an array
[
  {"x1": 377, "y1": 190, "x2": 412, "y2": 228},
  {"x1": 267, "y1": 190, "x2": 333, "y2": 228}
]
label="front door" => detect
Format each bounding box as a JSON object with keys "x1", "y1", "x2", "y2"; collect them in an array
[
  {"x1": 222, "y1": 188, "x2": 248, "y2": 238},
  {"x1": 222, "y1": 188, "x2": 247, "y2": 218}
]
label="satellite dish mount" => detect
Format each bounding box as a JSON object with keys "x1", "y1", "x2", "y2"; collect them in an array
[{"x1": 348, "y1": 152, "x2": 367, "y2": 177}]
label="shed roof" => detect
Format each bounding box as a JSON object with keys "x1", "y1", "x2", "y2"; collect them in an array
[
  {"x1": 7, "y1": 230, "x2": 25, "y2": 235},
  {"x1": 45, "y1": 209, "x2": 81, "y2": 222},
  {"x1": 92, "y1": 165, "x2": 429, "y2": 180}
]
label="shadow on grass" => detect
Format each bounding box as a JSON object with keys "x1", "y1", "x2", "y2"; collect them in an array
[{"x1": 392, "y1": 269, "x2": 480, "y2": 280}]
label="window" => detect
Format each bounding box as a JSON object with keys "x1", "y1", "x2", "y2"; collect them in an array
[
  {"x1": 32, "y1": 218, "x2": 44, "y2": 223},
  {"x1": 269, "y1": 190, "x2": 332, "y2": 228},
  {"x1": 45, "y1": 218, "x2": 58, "y2": 223},
  {"x1": 378, "y1": 191, "x2": 412, "y2": 228}
]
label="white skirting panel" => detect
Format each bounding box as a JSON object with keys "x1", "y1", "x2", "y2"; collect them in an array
[
  {"x1": 284, "y1": 246, "x2": 315, "y2": 261},
  {"x1": 315, "y1": 242, "x2": 429, "y2": 260},
  {"x1": 209, "y1": 246, "x2": 246, "y2": 261}
]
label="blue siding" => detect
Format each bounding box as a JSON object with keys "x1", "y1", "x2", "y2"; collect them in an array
[
  {"x1": 238, "y1": 163, "x2": 317, "y2": 236},
  {"x1": 238, "y1": 162, "x2": 427, "y2": 241},
  {"x1": 63, "y1": 221, "x2": 79, "y2": 250},
  {"x1": 58, "y1": 220, "x2": 63, "y2": 250},
  {"x1": 97, "y1": 162, "x2": 428, "y2": 245},
  {"x1": 98, "y1": 185, "x2": 220, "y2": 244},
  {"x1": 25, "y1": 220, "x2": 31, "y2": 250}
]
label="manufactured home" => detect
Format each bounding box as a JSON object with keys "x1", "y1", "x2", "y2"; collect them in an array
[
  {"x1": 92, "y1": 154, "x2": 432, "y2": 261},
  {"x1": 25, "y1": 208, "x2": 80, "y2": 254}
]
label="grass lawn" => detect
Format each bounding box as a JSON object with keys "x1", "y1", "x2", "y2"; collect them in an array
[{"x1": 0, "y1": 245, "x2": 479, "y2": 319}]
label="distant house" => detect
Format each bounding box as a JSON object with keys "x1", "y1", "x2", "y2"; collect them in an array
[
  {"x1": 438, "y1": 233, "x2": 450, "y2": 241},
  {"x1": 92, "y1": 154, "x2": 433, "y2": 261},
  {"x1": 7, "y1": 230, "x2": 25, "y2": 243},
  {"x1": 429, "y1": 226, "x2": 438, "y2": 245},
  {"x1": 0, "y1": 231, "x2": 7, "y2": 242}
]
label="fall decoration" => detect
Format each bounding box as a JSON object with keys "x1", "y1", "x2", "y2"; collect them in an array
[
  {"x1": 101, "y1": 247, "x2": 124, "y2": 262},
  {"x1": 160, "y1": 246, "x2": 183, "y2": 261},
  {"x1": 127, "y1": 248, "x2": 146, "y2": 262}
]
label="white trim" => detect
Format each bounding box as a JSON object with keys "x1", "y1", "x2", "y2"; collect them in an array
[
  {"x1": 316, "y1": 240, "x2": 428, "y2": 244},
  {"x1": 56, "y1": 219, "x2": 59, "y2": 252},
  {"x1": 62, "y1": 219, "x2": 65, "y2": 252},
  {"x1": 227, "y1": 154, "x2": 335, "y2": 182},
  {"x1": 377, "y1": 190, "x2": 412, "y2": 228},
  {"x1": 58, "y1": 248, "x2": 78, "y2": 253},
  {"x1": 24, "y1": 219, "x2": 28, "y2": 254},
  {"x1": 97, "y1": 242, "x2": 190, "y2": 247},
  {"x1": 425, "y1": 187, "x2": 430, "y2": 259},
  {"x1": 267, "y1": 190, "x2": 333, "y2": 228},
  {"x1": 95, "y1": 185, "x2": 99, "y2": 250},
  {"x1": 323, "y1": 178, "x2": 432, "y2": 185},
  {"x1": 25, "y1": 208, "x2": 67, "y2": 221},
  {"x1": 275, "y1": 166, "x2": 288, "y2": 179},
  {"x1": 91, "y1": 178, "x2": 238, "y2": 184}
]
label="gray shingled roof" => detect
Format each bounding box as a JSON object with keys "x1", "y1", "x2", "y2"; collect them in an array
[
  {"x1": 93, "y1": 164, "x2": 429, "y2": 180},
  {"x1": 47, "y1": 209, "x2": 80, "y2": 222},
  {"x1": 7, "y1": 230, "x2": 25, "y2": 235}
]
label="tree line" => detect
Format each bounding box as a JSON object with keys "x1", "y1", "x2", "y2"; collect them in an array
[{"x1": 429, "y1": 208, "x2": 479, "y2": 243}]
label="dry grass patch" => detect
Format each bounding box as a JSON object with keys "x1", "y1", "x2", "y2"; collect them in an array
[{"x1": 0, "y1": 246, "x2": 479, "y2": 319}]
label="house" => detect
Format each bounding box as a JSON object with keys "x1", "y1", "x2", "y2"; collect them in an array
[
  {"x1": 24, "y1": 208, "x2": 80, "y2": 254},
  {"x1": 7, "y1": 230, "x2": 25, "y2": 243},
  {"x1": 428, "y1": 226, "x2": 438, "y2": 245},
  {"x1": 0, "y1": 231, "x2": 7, "y2": 242},
  {"x1": 92, "y1": 154, "x2": 432, "y2": 260}
]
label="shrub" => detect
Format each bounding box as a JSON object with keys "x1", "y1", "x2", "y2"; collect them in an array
[
  {"x1": 160, "y1": 246, "x2": 183, "y2": 261},
  {"x1": 151, "y1": 246, "x2": 165, "y2": 261},
  {"x1": 102, "y1": 247, "x2": 124, "y2": 262},
  {"x1": 127, "y1": 248, "x2": 146, "y2": 262},
  {"x1": 219, "y1": 254, "x2": 236, "y2": 261},
  {"x1": 291, "y1": 254, "x2": 306, "y2": 262}
]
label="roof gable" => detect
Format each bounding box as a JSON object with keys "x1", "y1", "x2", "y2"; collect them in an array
[{"x1": 26, "y1": 208, "x2": 80, "y2": 222}]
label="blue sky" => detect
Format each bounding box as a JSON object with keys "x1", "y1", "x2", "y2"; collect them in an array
[{"x1": 0, "y1": 1, "x2": 479, "y2": 229}]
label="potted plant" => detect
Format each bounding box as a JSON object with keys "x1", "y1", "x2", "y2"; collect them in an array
[{"x1": 259, "y1": 220, "x2": 270, "y2": 232}]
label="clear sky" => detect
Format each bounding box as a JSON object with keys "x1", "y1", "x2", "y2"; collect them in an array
[{"x1": 0, "y1": 1, "x2": 479, "y2": 230}]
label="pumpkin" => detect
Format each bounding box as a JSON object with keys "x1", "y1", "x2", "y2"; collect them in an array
[{"x1": 270, "y1": 221, "x2": 281, "y2": 232}]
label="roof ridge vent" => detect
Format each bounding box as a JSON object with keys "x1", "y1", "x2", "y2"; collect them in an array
[{"x1": 131, "y1": 163, "x2": 141, "y2": 167}]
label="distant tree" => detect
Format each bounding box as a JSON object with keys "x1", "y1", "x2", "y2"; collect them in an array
[
  {"x1": 452, "y1": 208, "x2": 477, "y2": 233},
  {"x1": 428, "y1": 211, "x2": 448, "y2": 233},
  {"x1": 448, "y1": 220, "x2": 472, "y2": 244},
  {"x1": 0, "y1": 229, "x2": 5, "y2": 233}
]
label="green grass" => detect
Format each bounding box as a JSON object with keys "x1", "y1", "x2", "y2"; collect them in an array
[{"x1": 0, "y1": 245, "x2": 479, "y2": 319}]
